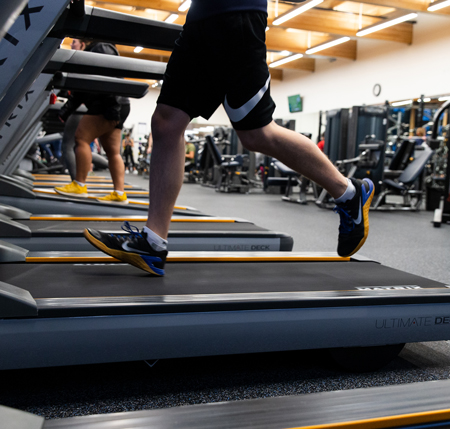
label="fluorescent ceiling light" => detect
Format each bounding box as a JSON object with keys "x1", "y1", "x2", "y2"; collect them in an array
[
  {"x1": 392, "y1": 99, "x2": 413, "y2": 106},
  {"x1": 428, "y1": 0, "x2": 450, "y2": 11},
  {"x1": 418, "y1": 97, "x2": 431, "y2": 102},
  {"x1": 438, "y1": 96, "x2": 450, "y2": 101},
  {"x1": 178, "y1": 0, "x2": 191, "y2": 12},
  {"x1": 134, "y1": 46, "x2": 144, "y2": 53},
  {"x1": 356, "y1": 13, "x2": 417, "y2": 37},
  {"x1": 165, "y1": 14, "x2": 179, "y2": 23},
  {"x1": 280, "y1": 50, "x2": 291, "y2": 56},
  {"x1": 305, "y1": 37, "x2": 350, "y2": 54},
  {"x1": 269, "y1": 53, "x2": 303, "y2": 68},
  {"x1": 273, "y1": 0, "x2": 324, "y2": 26}
]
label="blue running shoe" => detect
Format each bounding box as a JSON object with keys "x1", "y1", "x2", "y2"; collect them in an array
[
  {"x1": 84, "y1": 222, "x2": 167, "y2": 276},
  {"x1": 334, "y1": 178, "x2": 375, "y2": 257}
]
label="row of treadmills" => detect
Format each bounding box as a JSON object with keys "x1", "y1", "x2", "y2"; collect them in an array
[{"x1": 1, "y1": 1, "x2": 450, "y2": 428}]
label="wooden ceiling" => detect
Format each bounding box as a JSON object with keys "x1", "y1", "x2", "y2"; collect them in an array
[{"x1": 61, "y1": 0, "x2": 450, "y2": 81}]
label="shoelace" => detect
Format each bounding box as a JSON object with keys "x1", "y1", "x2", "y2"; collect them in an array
[
  {"x1": 333, "y1": 206, "x2": 355, "y2": 234},
  {"x1": 110, "y1": 222, "x2": 143, "y2": 241}
]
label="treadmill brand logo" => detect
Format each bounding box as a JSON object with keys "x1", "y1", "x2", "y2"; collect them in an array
[
  {"x1": 213, "y1": 245, "x2": 270, "y2": 251},
  {"x1": 1, "y1": 4, "x2": 44, "y2": 65},
  {"x1": 1, "y1": 90, "x2": 34, "y2": 137},
  {"x1": 0, "y1": 3, "x2": 43, "y2": 139},
  {"x1": 375, "y1": 317, "x2": 432, "y2": 329}
]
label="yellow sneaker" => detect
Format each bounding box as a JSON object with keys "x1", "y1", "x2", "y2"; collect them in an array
[
  {"x1": 54, "y1": 181, "x2": 88, "y2": 198},
  {"x1": 96, "y1": 191, "x2": 128, "y2": 204}
]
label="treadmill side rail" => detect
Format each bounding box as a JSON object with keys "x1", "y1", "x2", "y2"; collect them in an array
[
  {"x1": 0, "y1": 203, "x2": 32, "y2": 220},
  {"x1": 0, "y1": 176, "x2": 35, "y2": 198},
  {"x1": 0, "y1": 214, "x2": 32, "y2": 237},
  {"x1": 0, "y1": 281, "x2": 38, "y2": 318},
  {"x1": 2, "y1": 302, "x2": 450, "y2": 369}
]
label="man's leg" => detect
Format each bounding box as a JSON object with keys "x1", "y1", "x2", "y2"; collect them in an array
[
  {"x1": 83, "y1": 104, "x2": 191, "y2": 275},
  {"x1": 236, "y1": 120, "x2": 374, "y2": 257},
  {"x1": 236, "y1": 121, "x2": 347, "y2": 199},
  {"x1": 146, "y1": 104, "x2": 191, "y2": 239}
]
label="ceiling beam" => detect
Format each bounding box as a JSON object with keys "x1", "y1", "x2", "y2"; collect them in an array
[
  {"x1": 267, "y1": 28, "x2": 357, "y2": 60},
  {"x1": 342, "y1": 0, "x2": 450, "y2": 16},
  {"x1": 269, "y1": 68, "x2": 283, "y2": 81},
  {"x1": 271, "y1": 57, "x2": 316, "y2": 72},
  {"x1": 268, "y1": 9, "x2": 414, "y2": 44}
]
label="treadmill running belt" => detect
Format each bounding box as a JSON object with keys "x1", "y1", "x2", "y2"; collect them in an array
[
  {"x1": 2, "y1": 261, "x2": 444, "y2": 299},
  {"x1": 20, "y1": 220, "x2": 267, "y2": 234}
]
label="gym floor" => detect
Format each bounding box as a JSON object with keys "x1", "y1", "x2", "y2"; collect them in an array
[{"x1": 1, "y1": 172, "x2": 449, "y2": 420}]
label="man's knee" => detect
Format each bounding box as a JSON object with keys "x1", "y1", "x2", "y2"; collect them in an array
[
  {"x1": 237, "y1": 123, "x2": 275, "y2": 153},
  {"x1": 151, "y1": 105, "x2": 189, "y2": 139}
]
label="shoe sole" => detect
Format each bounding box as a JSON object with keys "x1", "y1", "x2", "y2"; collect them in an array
[
  {"x1": 54, "y1": 189, "x2": 88, "y2": 198},
  {"x1": 342, "y1": 180, "x2": 375, "y2": 257},
  {"x1": 83, "y1": 229, "x2": 163, "y2": 276}
]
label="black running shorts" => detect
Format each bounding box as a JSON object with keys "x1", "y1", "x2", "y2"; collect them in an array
[
  {"x1": 86, "y1": 102, "x2": 130, "y2": 129},
  {"x1": 157, "y1": 11, "x2": 275, "y2": 131}
]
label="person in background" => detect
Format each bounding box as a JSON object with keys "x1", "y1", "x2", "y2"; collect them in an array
[
  {"x1": 85, "y1": 1, "x2": 375, "y2": 276},
  {"x1": 317, "y1": 133, "x2": 325, "y2": 152},
  {"x1": 185, "y1": 139, "x2": 196, "y2": 171},
  {"x1": 60, "y1": 38, "x2": 87, "y2": 179},
  {"x1": 414, "y1": 127, "x2": 427, "y2": 146},
  {"x1": 122, "y1": 133, "x2": 138, "y2": 174},
  {"x1": 88, "y1": 138, "x2": 100, "y2": 175},
  {"x1": 55, "y1": 39, "x2": 131, "y2": 204}
]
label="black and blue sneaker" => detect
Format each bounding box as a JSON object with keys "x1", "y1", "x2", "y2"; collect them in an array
[
  {"x1": 84, "y1": 222, "x2": 167, "y2": 276},
  {"x1": 334, "y1": 178, "x2": 375, "y2": 257}
]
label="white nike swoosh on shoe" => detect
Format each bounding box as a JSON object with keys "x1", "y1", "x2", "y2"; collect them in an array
[
  {"x1": 122, "y1": 242, "x2": 150, "y2": 255},
  {"x1": 354, "y1": 200, "x2": 363, "y2": 225},
  {"x1": 224, "y1": 75, "x2": 271, "y2": 123}
]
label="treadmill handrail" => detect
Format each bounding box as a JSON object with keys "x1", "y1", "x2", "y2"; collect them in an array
[
  {"x1": 52, "y1": 72, "x2": 149, "y2": 98},
  {"x1": 49, "y1": 6, "x2": 181, "y2": 51},
  {"x1": 44, "y1": 49, "x2": 166, "y2": 80}
]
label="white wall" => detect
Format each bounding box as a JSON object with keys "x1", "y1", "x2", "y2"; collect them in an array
[
  {"x1": 271, "y1": 12, "x2": 450, "y2": 140},
  {"x1": 125, "y1": 12, "x2": 450, "y2": 142}
]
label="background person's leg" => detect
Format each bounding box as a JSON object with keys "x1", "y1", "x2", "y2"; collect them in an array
[
  {"x1": 236, "y1": 121, "x2": 348, "y2": 199},
  {"x1": 99, "y1": 128, "x2": 125, "y2": 192},
  {"x1": 74, "y1": 115, "x2": 117, "y2": 184},
  {"x1": 146, "y1": 104, "x2": 191, "y2": 239},
  {"x1": 61, "y1": 114, "x2": 81, "y2": 180}
]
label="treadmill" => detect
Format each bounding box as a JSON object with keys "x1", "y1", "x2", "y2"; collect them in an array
[
  {"x1": 0, "y1": 63, "x2": 181, "y2": 214},
  {"x1": 1, "y1": 240, "x2": 449, "y2": 370},
  {"x1": 0, "y1": 212, "x2": 294, "y2": 252},
  {"x1": 0, "y1": 182, "x2": 204, "y2": 216},
  {"x1": 0, "y1": 2, "x2": 184, "y2": 215}
]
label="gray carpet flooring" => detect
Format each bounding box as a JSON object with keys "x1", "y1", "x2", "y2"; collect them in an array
[{"x1": 1, "y1": 173, "x2": 449, "y2": 422}]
